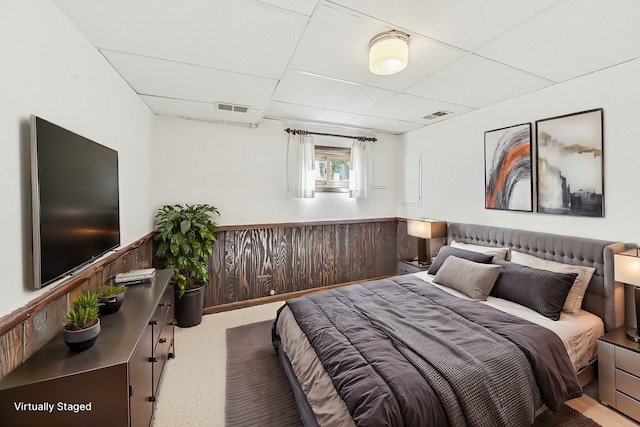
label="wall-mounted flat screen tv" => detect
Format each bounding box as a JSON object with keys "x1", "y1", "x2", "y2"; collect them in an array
[{"x1": 31, "y1": 115, "x2": 120, "y2": 289}]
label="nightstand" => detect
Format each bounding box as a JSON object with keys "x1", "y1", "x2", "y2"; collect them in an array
[
  {"x1": 397, "y1": 260, "x2": 430, "y2": 275},
  {"x1": 598, "y1": 326, "x2": 640, "y2": 422}
]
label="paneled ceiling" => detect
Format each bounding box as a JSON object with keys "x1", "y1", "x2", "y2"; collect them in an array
[{"x1": 53, "y1": 0, "x2": 640, "y2": 135}]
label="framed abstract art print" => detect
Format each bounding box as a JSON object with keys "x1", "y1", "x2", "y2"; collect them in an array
[
  {"x1": 535, "y1": 109, "x2": 604, "y2": 217},
  {"x1": 484, "y1": 123, "x2": 533, "y2": 212}
]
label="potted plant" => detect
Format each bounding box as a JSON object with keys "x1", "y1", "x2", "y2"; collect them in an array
[
  {"x1": 154, "y1": 203, "x2": 220, "y2": 327},
  {"x1": 63, "y1": 290, "x2": 101, "y2": 351},
  {"x1": 97, "y1": 281, "x2": 127, "y2": 315}
]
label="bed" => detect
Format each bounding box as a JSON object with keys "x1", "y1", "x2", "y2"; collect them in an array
[{"x1": 272, "y1": 223, "x2": 626, "y2": 426}]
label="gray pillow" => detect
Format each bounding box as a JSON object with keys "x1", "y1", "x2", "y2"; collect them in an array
[
  {"x1": 491, "y1": 260, "x2": 577, "y2": 320},
  {"x1": 428, "y1": 246, "x2": 494, "y2": 275},
  {"x1": 433, "y1": 256, "x2": 502, "y2": 301}
]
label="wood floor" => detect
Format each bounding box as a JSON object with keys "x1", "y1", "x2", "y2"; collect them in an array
[
  {"x1": 568, "y1": 383, "x2": 638, "y2": 427},
  {"x1": 154, "y1": 302, "x2": 640, "y2": 427}
]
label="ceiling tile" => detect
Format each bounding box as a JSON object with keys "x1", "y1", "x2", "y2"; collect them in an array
[
  {"x1": 258, "y1": 0, "x2": 320, "y2": 16},
  {"x1": 345, "y1": 115, "x2": 424, "y2": 134},
  {"x1": 265, "y1": 101, "x2": 358, "y2": 124},
  {"x1": 52, "y1": 0, "x2": 639, "y2": 135},
  {"x1": 273, "y1": 70, "x2": 396, "y2": 114},
  {"x1": 476, "y1": 0, "x2": 640, "y2": 82},
  {"x1": 141, "y1": 95, "x2": 264, "y2": 124},
  {"x1": 54, "y1": 0, "x2": 309, "y2": 79},
  {"x1": 327, "y1": 0, "x2": 559, "y2": 51},
  {"x1": 288, "y1": 4, "x2": 465, "y2": 92},
  {"x1": 101, "y1": 50, "x2": 277, "y2": 109},
  {"x1": 406, "y1": 55, "x2": 552, "y2": 108},
  {"x1": 364, "y1": 93, "x2": 472, "y2": 123}
]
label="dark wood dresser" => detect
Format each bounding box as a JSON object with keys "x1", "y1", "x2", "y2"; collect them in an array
[{"x1": 0, "y1": 269, "x2": 175, "y2": 427}]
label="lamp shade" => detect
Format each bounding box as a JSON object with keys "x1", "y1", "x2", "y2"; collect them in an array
[
  {"x1": 369, "y1": 31, "x2": 409, "y2": 75},
  {"x1": 615, "y1": 250, "x2": 640, "y2": 286},
  {"x1": 406, "y1": 220, "x2": 447, "y2": 239}
]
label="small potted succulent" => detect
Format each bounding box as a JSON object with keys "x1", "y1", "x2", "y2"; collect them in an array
[
  {"x1": 97, "y1": 281, "x2": 127, "y2": 315},
  {"x1": 63, "y1": 290, "x2": 101, "y2": 351}
]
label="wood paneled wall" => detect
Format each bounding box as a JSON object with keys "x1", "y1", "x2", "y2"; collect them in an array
[
  {"x1": 0, "y1": 219, "x2": 411, "y2": 378},
  {"x1": 0, "y1": 234, "x2": 155, "y2": 381},
  {"x1": 205, "y1": 218, "x2": 399, "y2": 307},
  {"x1": 0, "y1": 219, "x2": 409, "y2": 379}
]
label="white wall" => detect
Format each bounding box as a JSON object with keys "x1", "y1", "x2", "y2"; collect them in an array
[
  {"x1": 398, "y1": 58, "x2": 640, "y2": 245},
  {"x1": 1, "y1": 0, "x2": 155, "y2": 316},
  {"x1": 7, "y1": 1, "x2": 637, "y2": 323},
  {"x1": 151, "y1": 116, "x2": 399, "y2": 226}
]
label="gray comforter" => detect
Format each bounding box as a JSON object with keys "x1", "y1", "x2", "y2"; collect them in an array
[{"x1": 274, "y1": 275, "x2": 582, "y2": 427}]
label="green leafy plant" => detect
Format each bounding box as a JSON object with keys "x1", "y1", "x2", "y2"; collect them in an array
[
  {"x1": 97, "y1": 283, "x2": 127, "y2": 298},
  {"x1": 65, "y1": 290, "x2": 101, "y2": 331},
  {"x1": 154, "y1": 204, "x2": 220, "y2": 298}
]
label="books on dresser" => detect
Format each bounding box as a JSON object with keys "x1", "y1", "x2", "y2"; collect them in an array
[{"x1": 115, "y1": 268, "x2": 156, "y2": 286}]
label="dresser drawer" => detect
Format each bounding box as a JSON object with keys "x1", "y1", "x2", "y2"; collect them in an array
[
  {"x1": 615, "y1": 346, "x2": 640, "y2": 377},
  {"x1": 616, "y1": 369, "x2": 640, "y2": 401},
  {"x1": 617, "y1": 391, "x2": 640, "y2": 422}
]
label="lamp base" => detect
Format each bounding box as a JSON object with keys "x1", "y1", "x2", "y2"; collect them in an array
[
  {"x1": 626, "y1": 329, "x2": 640, "y2": 343},
  {"x1": 633, "y1": 287, "x2": 640, "y2": 343},
  {"x1": 416, "y1": 237, "x2": 430, "y2": 266}
]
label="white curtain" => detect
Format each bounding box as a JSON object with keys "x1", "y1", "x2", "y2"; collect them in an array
[
  {"x1": 287, "y1": 132, "x2": 315, "y2": 198},
  {"x1": 349, "y1": 140, "x2": 369, "y2": 199}
]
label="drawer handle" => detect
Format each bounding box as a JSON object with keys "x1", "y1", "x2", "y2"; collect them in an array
[{"x1": 159, "y1": 338, "x2": 167, "y2": 343}]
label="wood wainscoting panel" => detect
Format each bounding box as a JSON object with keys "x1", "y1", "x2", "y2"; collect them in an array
[
  {"x1": 0, "y1": 325, "x2": 23, "y2": 379},
  {"x1": 206, "y1": 219, "x2": 398, "y2": 307},
  {"x1": 0, "y1": 233, "x2": 155, "y2": 381},
  {"x1": 23, "y1": 297, "x2": 67, "y2": 362}
]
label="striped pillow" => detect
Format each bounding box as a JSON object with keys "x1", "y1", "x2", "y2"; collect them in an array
[
  {"x1": 491, "y1": 260, "x2": 577, "y2": 320},
  {"x1": 509, "y1": 251, "x2": 595, "y2": 315}
]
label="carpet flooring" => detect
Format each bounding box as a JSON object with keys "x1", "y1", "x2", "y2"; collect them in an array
[{"x1": 225, "y1": 319, "x2": 602, "y2": 427}]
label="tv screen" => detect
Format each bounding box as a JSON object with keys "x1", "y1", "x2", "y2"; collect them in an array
[{"x1": 31, "y1": 115, "x2": 120, "y2": 289}]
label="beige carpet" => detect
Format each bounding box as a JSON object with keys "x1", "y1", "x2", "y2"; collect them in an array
[{"x1": 153, "y1": 302, "x2": 284, "y2": 427}]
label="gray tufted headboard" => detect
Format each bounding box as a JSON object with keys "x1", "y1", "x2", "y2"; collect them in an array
[{"x1": 447, "y1": 223, "x2": 626, "y2": 332}]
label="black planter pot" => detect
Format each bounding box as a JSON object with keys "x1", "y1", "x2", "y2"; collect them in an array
[
  {"x1": 99, "y1": 292, "x2": 126, "y2": 315},
  {"x1": 175, "y1": 285, "x2": 205, "y2": 328}
]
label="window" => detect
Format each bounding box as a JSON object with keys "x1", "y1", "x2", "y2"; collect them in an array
[{"x1": 314, "y1": 145, "x2": 351, "y2": 193}]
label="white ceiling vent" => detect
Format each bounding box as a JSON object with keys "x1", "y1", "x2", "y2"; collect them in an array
[
  {"x1": 215, "y1": 102, "x2": 249, "y2": 113},
  {"x1": 423, "y1": 110, "x2": 451, "y2": 120}
]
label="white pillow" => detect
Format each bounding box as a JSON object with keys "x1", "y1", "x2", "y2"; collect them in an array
[
  {"x1": 450, "y1": 241, "x2": 510, "y2": 261},
  {"x1": 509, "y1": 251, "x2": 596, "y2": 316}
]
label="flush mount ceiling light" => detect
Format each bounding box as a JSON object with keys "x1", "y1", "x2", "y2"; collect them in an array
[{"x1": 368, "y1": 30, "x2": 409, "y2": 76}]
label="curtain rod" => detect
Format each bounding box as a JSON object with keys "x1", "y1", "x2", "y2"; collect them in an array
[{"x1": 284, "y1": 128, "x2": 377, "y2": 142}]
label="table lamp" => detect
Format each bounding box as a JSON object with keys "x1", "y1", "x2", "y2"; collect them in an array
[
  {"x1": 406, "y1": 219, "x2": 447, "y2": 265},
  {"x1": 614, "y1": 249, "x2": 640, "y2": 342}
]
